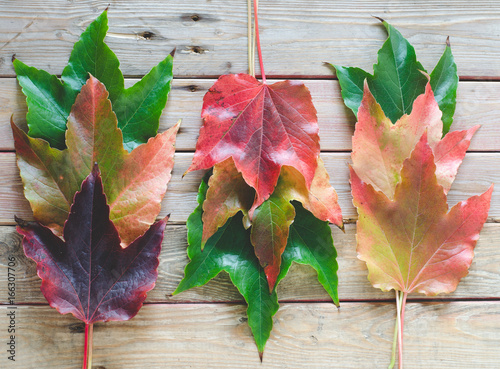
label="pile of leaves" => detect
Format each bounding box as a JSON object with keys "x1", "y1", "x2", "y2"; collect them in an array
[
  {"x1": 334, "y1": 20, "x2": 492, "y2": 368},
  {"x1": 12, "y1": 10, "x2": 179, "y2": 368},
  {"x1": 175, "y1": 1, "x2": 343, "y2": 357}
]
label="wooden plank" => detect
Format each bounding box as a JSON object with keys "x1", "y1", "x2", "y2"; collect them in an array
[
  {"x1": 0, "y1": 152, "x2": 497, "y2": 224},
  {"x1": 3, "y1": 78, "x2": 500, "y2": 152},
  {"x1": 1, "y1": 223, "x2": 498, "y2": 304},
  {"x1": 1, "y1": 1, "x2": 500, "y2": 78},
  {"x1": 1, "y1": 301, "x2": 499, "y2": 368}
]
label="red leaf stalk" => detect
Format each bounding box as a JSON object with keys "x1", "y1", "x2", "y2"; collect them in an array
[
  {"x1": 253, "y1": 0, "x2": 266, "y2": 83},
  {"x1": 83, "y1": 323, "x2": 93, "y2": 369}
]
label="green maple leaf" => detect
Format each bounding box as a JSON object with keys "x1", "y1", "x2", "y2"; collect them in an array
[
  {"x1": 174, "y1": 174, "x2": 278, "y2": 357},
  {"x1": 278, "y1": 202, "x2": 339, "y2": 307},
  {"x1": 333, "y1": 20, "x2": 458, "y2": 133},
  {"x1": 13, "y1": 9, "x2": 173, "y2": 151},
  {"x1": 174, "y1": 173, "x2": 339, "y2": 356}
]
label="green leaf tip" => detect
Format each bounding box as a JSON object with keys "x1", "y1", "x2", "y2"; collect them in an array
[{"x1": 430, "y1": 36, "x2": 458, "y2": 134}]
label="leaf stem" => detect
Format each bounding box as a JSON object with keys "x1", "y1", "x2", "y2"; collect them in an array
[
  {"x1": 398, "y1": 292, "x2": 408, "y2": 369},
  {"x1": 253, "y1": 0, "x2": 266, "y2": 83},
  {"x1": 252, "y1": 0, "x2": 257, "y2": 77},
  {"x1": 247, "y1": 0, "x2": 254, "y2": 76},
  {"x1": 83, "y1": 323, "x2": 94, "y2": 369},
  {"x1": 388, "y1": 290, "x2": 403, "y2": 369},
  {"x1": 395, "y1": 290, "x2": 402, "y2": 369}
]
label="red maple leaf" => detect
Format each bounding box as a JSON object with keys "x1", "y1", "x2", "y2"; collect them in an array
[{"x1": 186, "y1": 74, "x2": 320, "y2": 212}]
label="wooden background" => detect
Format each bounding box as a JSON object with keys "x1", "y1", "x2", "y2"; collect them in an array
[{"x1": 1, "y1": 1, "x2": 500, "y2": 368}]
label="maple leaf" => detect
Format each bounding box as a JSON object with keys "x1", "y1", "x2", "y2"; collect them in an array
[
  {"x1": 351, "y1": 133, "x2": 492, "y2": 295},
  {"x1": 12, "y1": 76, "x2": 179, "y2": 246},
  {"x1": 199, "y1": 157, "x2": 342, "y2": 290},
  {"x1": 186, "y1": 73, "x2": 320, "y2": 211},
  {"x1": 175, "y1": 174, "x2": 339, "y2": 356},
  {"x1": 250, "y1": 187, "x2": 296, "y2": 291},
  {"x1": 13, "y1": 10, "x2": 173, "y2": 151},
  {"x1": 200, "y1": 158, "x2": 255, "y2": 248},
  {"x1": 277, "y1": 159, "x2": 343, "y2": 227},
  {"x1": 179, "y1": 212, "x2": 278, "y2": 359},
  {"x1": 16, "y1": 164, "x2": 167, "y2": 324},
  {"x1": 333, "y1": 20, "x2": 458, "y2": 133},
  {"x1": 175, "y1": 174, "x2": 279, "y2": 357},
  {"x1": 278, "y1": 202, "x2": 339, "y2": 307},
  {"x1": 352, "y1": 81, "x2": 478, "y2": 199}
]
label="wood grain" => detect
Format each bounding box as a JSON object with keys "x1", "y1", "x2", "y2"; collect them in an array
[
  {"x1": 3, "y1": 78, "x2": 500, "y2": 152},
  {"x1": 0, "y1": 302, "x2": 499, "y2": 368},
  {"x1": 1, "y1": 223, "x2": 498, "y2": 305},
  {"x1": 1, "y1": 2, "x2": 499, "y2": 367},
  {"x1": 1, "y1": 152, "x2": 497, "y2": 224},
  {"x1": 1, "y1": 1, "x2": 500, "y2": 78}
]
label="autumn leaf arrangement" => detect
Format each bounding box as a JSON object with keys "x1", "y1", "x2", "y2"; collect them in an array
[
  {"x1": 8, "y1": 5, "x2": 495, "y2": 368},
  {"x1": 174, "y1": 0, "x2": 343, "y2": 357},
  {"x1": 333, "y1": 20, "x2": 493, "y2": 368},
  {"x1": 11, "y1": 10, "x2": 179, "y2": 368}
]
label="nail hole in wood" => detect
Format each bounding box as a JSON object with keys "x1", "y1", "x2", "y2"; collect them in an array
[{"x1": 140, "y1": 31, "x2": 155, "y2": 40}]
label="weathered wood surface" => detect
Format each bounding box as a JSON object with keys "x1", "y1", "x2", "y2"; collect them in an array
[
  {"x1": 3, "y1": 78, "x2": 500, "y2": 152},
  {"x1": 1, "y1": 223, "x2": 499, "y2": 304},
  {"x1": 1, "y1": 1, "x2": 500, "y2": 368},
  {"x1": 1, "y1": 152, "x2": 496, "y2": 224},
  {"x1": 1, "y1": 302, "x2": 499, "y2": 368},
  {"x1": 1, "y1": 1, "x2": 500, "y2": 78}
]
